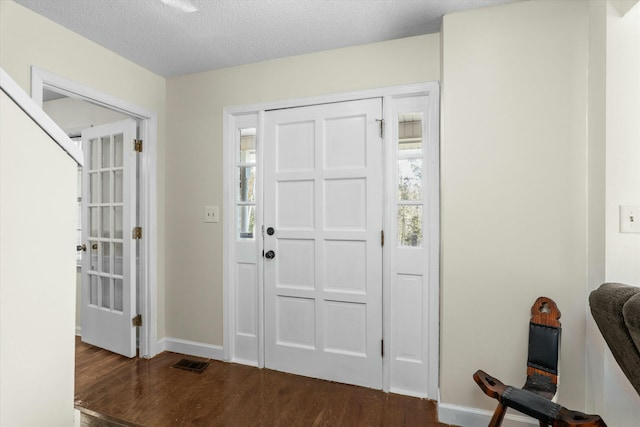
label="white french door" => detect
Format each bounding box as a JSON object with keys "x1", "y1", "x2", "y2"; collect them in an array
[
  {"x1": 263, "y1": 99, "x2": 383, "y2": 388},
  {"x1": 80, "y1": 119, "x2": 138, "y2": 357}
]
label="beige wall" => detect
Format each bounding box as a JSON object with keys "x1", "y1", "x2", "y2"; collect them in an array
[
  {"x1": 165, "y1": 34, "x2": 440, "y2": 344},
  {"x1": 0, "y1": 0, "x2": 167, "y2": 339},
  {"x1": 441, "y1": 0, "x2": 589, "y2": 412},
  {"x1": 1, "y1": 90, "x2": 77, "y2": 427}
]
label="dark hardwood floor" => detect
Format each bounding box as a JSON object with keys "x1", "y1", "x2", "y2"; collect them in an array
[{"x1": 75, "y1": 337, "x2": 454, "y2": 426}]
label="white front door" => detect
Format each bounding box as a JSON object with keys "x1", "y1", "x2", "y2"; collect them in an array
[
  {"x1": 81, "y1": 119, "x2": 138, "y2": 357},
  {"x1": 263, "y1": 99, "x2": 383, "y2": 388}
]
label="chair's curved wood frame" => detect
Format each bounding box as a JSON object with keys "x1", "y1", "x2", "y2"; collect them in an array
[{"x1": 473, "y1": 297, "x2": 606, "y2": 427}]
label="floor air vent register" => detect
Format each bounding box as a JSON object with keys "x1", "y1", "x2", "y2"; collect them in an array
[{"x1": 172, "y1": 359, "x2": 210, "y2": 373}]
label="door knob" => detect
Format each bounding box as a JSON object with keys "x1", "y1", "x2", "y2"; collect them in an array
[
  {"x1": 77, "y1": 244, "x2": 87, "y2": 252},
  {"x1": 267, "y1": 227, "x2": 275, "y2": 235},
  {"x1": 265, "y1": 250, "x2": 275, "y2": 259}
]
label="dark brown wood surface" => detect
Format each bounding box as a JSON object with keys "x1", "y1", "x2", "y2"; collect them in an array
[
  {"x1": 530, "y1": 297, "x2": 561, "y2": 328},
  {"x1": 75, "y1": 337, "x2": 453, "y2": 426},
  {"x1": 527, "y1": 296, "x2": 562, "y2": 383}
]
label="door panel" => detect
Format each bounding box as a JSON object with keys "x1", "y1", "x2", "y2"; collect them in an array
[
  {"x1": 81, "y1": 119, "x2": 137, "y2": 358},
  {"x1": 264, "y1": 99, "x2": 383, "y2": 388}
]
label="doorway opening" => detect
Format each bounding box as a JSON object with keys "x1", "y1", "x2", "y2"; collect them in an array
[
  {"x1": 223, "y1": 83, "x2": 440, "y2": 399},
  {"x1": 31, "y1": 66, "x2": 159, "y2": 358}
]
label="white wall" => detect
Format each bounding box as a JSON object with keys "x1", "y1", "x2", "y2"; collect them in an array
[
  {"x1": 604, "y1": 1, "x2": 640, "y2": 284},
  {"x1": 0, "y1": 0, "x2": 167, "y2": 339},
  {"x1": 44, "y1": 97, "x2": 129, "y2": 132},
  {"x1": 586, "y1": 0, "x2": 608, "y2": 419},
  {"x1": 0, "y1": 90, "x2": 77, "y2": 426},
  {"x1": 165, "y1": 34, "x2": 440, "y2": 345},
  {"x1": 587, "y1": 1, "x2": 640, "y2": 425},
  {"x1": 440, "y1": 0, "x2": 589, "y2": 421}
]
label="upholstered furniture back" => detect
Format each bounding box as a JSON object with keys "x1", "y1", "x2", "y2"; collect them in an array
[{"x1": 589, "y1": 283, "x2": 640, "y2": 396}]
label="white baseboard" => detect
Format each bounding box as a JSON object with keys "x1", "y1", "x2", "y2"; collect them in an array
[
  {"x1": 158, "y1": 337, "x2": 224, "y2": 361},
  {"x1": 75, "y1": 326, "x2": 81, "y2": 336},
  {"x1": 73, "y1": 409, "x2": 81, "y2": 427},
  {"x1": 438, "y1": 402, "x2": 537, "y2": 427},
  {"x1": 230, "y1": 357, "x2": 259, "y2": 367}
]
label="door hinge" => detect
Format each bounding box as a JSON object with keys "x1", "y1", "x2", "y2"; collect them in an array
[
  {"x1": 376, "y1": 119, "x2": 384, "y2": 138},
  {"x1": 381, "y1": 230, "x2": 385, "y2": 247},
  {"x1": 132, "y1": 226, "x2": 142, "y2": 239},
  {"x1": 381, "y1": 339, "x2": 384, "y2": 357},
  {"x1": 134, "y1": 139, "x2": 143, "y2": 153},
  {"x1": 132, "y1": 314, "x2": 142, "y2": 327}
]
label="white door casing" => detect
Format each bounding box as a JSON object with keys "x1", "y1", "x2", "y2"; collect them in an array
[
  {"x1": 81, "y1": 119, "x2": 137, "y2": 358},
  {"x1": 263, "y1": 99, "x2": 384, "y2": 388},
  {"x1": 224, "y1": 83, "x2": 440, "y2": 399},
  {"x1": 31, "y1": 66, "x2": 159, "y2": 358}
]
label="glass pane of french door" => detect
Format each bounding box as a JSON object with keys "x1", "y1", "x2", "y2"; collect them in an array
[{"x1": 85, "y1": 132, "x2": 125, "y2": 313}]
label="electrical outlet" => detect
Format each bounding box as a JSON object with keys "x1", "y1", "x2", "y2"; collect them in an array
[
  {"x1": 205, "y1": 206, "x2": 219, "y2": 223},
  {"x1": 620, "y1": 205, "x2": 640, "y2": 233}
]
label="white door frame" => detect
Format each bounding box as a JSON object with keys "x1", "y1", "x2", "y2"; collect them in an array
[
  {"x1": 31, "y1": 66, "x2": 159, "y2": 358},
  {"x1": 223, "y1": 82, "x2": 440, "y2": 398}
]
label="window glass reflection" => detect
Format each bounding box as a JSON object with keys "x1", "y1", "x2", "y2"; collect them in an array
[
  {"x1": 238, "y1": 127, "x2": 256, "y2": 240},
  {"x1": 398, "y1": 158, "x2": 422, "y2": 201},
  {"x1": 238, "y1": 206, "x2": 255, "y2": 239},
  {"x1": 239, "y1": 129, "x2": 256, "y2": 163},
  {"x1": 397, "y1": 205, "x2": 423, "y2": 247},
  {"x1": 238, "y1": 166, "x2": 255, "y2": 202},
  {"x1": 398, "y1": 113, "x2": 423, "y2": 154}
]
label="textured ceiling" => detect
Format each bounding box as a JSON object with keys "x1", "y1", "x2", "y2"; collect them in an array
[{"x1": 15, "y1": 0, "x2": 520, "y2": 78}]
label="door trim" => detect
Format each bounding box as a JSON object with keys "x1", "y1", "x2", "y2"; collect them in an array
[
  {"x1": 223, "y1": 82, "x2": 440, "y2": 398},
  {"x1": 31, "y1": 66, "x2": 159, "y2": 358}
]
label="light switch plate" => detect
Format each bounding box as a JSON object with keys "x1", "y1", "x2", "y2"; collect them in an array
[
  {"x1": 620, "y1": 205, "x2": 640, "y2": 233},
  {"x1": 205, "y1": 206, "x2": 219, "y2": 223}
]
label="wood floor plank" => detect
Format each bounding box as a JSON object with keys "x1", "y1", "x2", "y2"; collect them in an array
[{"x1": 75, "y1": 338, "x2": 455, "y2": 426}]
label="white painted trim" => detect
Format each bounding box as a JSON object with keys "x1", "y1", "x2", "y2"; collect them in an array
[
  {"x1": 159, "y1": 337, "x2": 224, "y2": 361},
  {"x1": 222, "y1": 112, "x2": 233, "y2": 362},
  {"x1": 223, "y1": 82, "x2": 440, "y2": 399},
  {"x1": 30, "y1": 66, "x2": 159, "y2": 358},
  {"x1": 256, "y1": 110, "x2": 266, "y2": 369},
  {"x1": 438, "y1": 402, "x2": 537, "y2": 427},
  {"x1": 224, "y1": 83, "x2": 434, "y2": 116},
  {"x1": 222, "y1": 112, "x2": 262, "y2": 365},
  {"x1": 73, "y1": 409, "x2": 81, "y2": 427},
  {"x1": 426, "y1": 85, "x2": 441, "y2": 398},
  {"x1": 0, "y1": 67, "x2": 82, "y2": 165},
  {"x1": 381, "y1": 95, "x2": 393, "y2": 394}
]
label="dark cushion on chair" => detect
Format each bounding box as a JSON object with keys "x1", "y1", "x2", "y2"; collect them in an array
[
  {"x1": 590, "y1": 283, "x2": 640, "y2": 396},
  {"x1": 501, "y1": 386, "x2": 561, "y2": 425},
  {"x1": 527, "y1": 323, "x2": 560, "y2": 375},
  {"x1": 523, "y1": 373, "x2": 557, "y2": 399}
]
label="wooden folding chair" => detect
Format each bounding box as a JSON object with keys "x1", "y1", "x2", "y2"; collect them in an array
[{"x1": 473, "y1": 297, "x2": 606, "y2": 427}]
